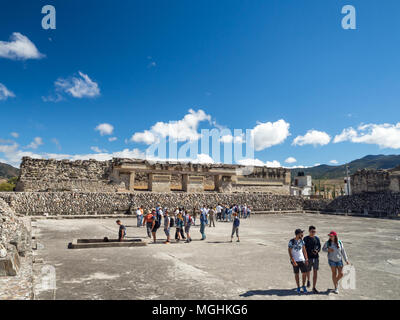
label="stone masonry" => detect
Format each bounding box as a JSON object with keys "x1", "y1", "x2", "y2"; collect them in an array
[{"x1": 16, "y1": 157, "x2": 291, "y2": 194}]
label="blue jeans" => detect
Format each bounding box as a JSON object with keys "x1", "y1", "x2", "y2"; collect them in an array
[
  {"x1": 200, "y1": 224, "x2": 206, "y2": 239},
  {"x1": 328, "y1": 259, "x2": 343, "y2": 267},
  {"x1": 137, "y1": 215, "x2": 143, "y2": 227}
]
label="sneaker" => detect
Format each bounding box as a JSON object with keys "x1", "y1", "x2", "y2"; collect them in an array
[
  {"x1": 302, "y1": 286, "x2": 308, "y2": 293},
  {"x1": 296, "y1": 287, "x2": 301, "y2": 294},
  {"x1": 164, "y1": 241, "x2": 170, "y2": 244},
  {"x1": 237, "y1": 239, "x2": 240, "y2": 242},
  {"x1": 333, "y1": 288, "x2": 339, "y2": 294},
  {"x1": 307, "y1": 280, "x2": 311, "y2": 288},
  {"x1": 312, "y1": 288, "x2": 319, "y2": 294}
]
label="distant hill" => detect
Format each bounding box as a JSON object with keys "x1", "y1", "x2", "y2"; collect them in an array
[
  {"x1": 291, "y1": 154, "x2": 400, "y2": 180},
  {"x1": 0, "y1": 162, "x2": 19, "y2": 179}
]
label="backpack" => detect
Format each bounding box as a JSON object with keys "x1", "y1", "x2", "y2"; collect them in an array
[{"x1": 169, "y1": 217, "x2": 175, "y2": 228}]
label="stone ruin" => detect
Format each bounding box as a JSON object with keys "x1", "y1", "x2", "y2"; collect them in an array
[
  {"x1": 15, "y1": 157, "x2": 292, "y2": 194},
  {"x1": 351, "y1": 166, "x2": 400, "y2": 194},
  {"x1": 0, "y1": 198, "x2": 31, "y2": 276}
]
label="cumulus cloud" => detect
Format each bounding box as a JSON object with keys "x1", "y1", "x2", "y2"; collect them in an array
[
  {"x1": 95, "y1": 123, "x2": 114, "y2": 136},
  {"x1": 90, "y1": 146, "x2": 107, "y2": 153},
  {"x1": 285, "y1": 157, "x2": 297, "y2": 164},
  {"x1": 0, "y1": 32, "x2": 44, "y2": 60},
  {"x1": 0, "y1": 83, "x2": 15, "y2": 101},
  {"x1": 108, "y1": 137, "x2": 117, "y2": 142},
  {"x1": 237, "y1": 158, "x2": 282, "y2": 167},
  {"x1": 26, "y1": 137, "x2": 43, "y2": 149},
  {"x1": 131, "y1": 109, "x2": 211, "y2": 144},
  {"x1": 333, "y1": 123, "x2": 400, "y2": 149},
  {"x1": 329, "y1": 159, "x2": 339, "y2": 164},
  {"x1": 250, "y1": 119, "x2": 290, "y2": 151},
  {"x1": 292, "y1": 130, "x2": 331, "y2": 146},
  {"x1": 10, "y1": 132, "x2": 19, "y2": 138},
  {"x1": 54, "y1": 71, "x2": 100, "y2": 98}
]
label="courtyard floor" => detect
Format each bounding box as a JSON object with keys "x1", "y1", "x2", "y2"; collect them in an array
[{"x1": 31, "y1": 213, "x2": 400, "y2": 300}]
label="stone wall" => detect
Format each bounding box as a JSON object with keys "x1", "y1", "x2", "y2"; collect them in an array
[
  {"x1": 16, "y1": 157, "x2": 116, "y2": 192},
  {"x1": 351, "y1": 167, "x2": 400, "y2": 194},
  {"x1": 0, "y1": 192, "x2": 305, "y2": 216},
  {"x1": 0, "y1": 198, "x2": 31, "y2": 276},
  {"x1": 304, "y1": 193, "x2": 400, "y2": 216}
]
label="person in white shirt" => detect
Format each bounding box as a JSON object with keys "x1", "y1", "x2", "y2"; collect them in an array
[
  {"x1": 288, "y1": 229, "x2": 309, "y2": 294},
  {"x1": 136, "y1": 207, "x2": 143, "y2": 227}
]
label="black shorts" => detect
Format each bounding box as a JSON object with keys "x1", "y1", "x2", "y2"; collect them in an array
[
  {"x1": 307, "y1": 258, "x2": 319, "y2": 271},
  {"x1": 292, "y1": 261, "x2": 307, "y2": 274},
  {"x1": 152, "y1": 223, "x2": 159, "y2": 232}
]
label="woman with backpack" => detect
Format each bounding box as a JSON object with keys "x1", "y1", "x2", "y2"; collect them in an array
[{"x1": 322, "y1": 231, "x2": 350, "y2": 294}]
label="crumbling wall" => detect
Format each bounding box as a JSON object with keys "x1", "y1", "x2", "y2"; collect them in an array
[
  {"x1": 16, "y1": 157, "x2": 116, "y2": 192},
  {"x1": 351, "y1": 168, "x2": 400, "y2": 194},
  {"x1": 0, "y1": 198, "x2": 31, "y2": 276}
]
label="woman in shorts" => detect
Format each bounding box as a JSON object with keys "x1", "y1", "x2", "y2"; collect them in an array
[{"x1": 322, "y1": 231, "x2": 350, "y2": 294}]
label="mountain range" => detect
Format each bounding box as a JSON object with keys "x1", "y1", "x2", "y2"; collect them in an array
[{"x1": 291, "y1": 154, "x2": 400, "y2": 180}]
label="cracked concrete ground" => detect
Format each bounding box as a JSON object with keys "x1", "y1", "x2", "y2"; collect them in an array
[{"x1": 32, "y1": 213, "x2": 400, "y2": 300}]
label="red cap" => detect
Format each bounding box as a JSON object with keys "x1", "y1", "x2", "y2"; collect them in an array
[{"x1": 328, "y1": 231, "x2": 337, "y2": 236}]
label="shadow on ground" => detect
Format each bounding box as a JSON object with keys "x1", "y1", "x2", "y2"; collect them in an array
[{"x1": 240, "y1": 288, "x2": 331, "y2": 297}]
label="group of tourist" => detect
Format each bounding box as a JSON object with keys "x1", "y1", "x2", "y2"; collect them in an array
[
  {"x1": 118, "y1": 203, "x2": 244, "y2": 244},
  {"x1": 117, "y1": 206, "x2": 350, "y2": 295},
  {"x1": 288, "y1": 226, "x2": 350, "y2": 295}
]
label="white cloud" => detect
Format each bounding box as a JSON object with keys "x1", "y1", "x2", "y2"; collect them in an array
[
  {"x1": 95, "y1": 123, "x2": 114, "y2": 136},
  {"x1": 131, "y1": 109, "x2": 211, "y2": 144},
  {"x1": 10, "y1": 132, "x2": 19, "y2": 138},
  {"x1": 90, "y1": 146, "x2": 107, "y2": 153},
  {"x1": 0, "y1": 83, "x2": 15, "y2": 101},
  {"x1": 329, "y1": 159, "x2": 339, "y2": 164},
  {"x1": 250, "y1": 119, "x2": 290, "y2": 151},
  {"x1": 108, "y1": 137, "x2": 117, "y2": 142},
  {"x1": 26, "y1": 137, "x2": 43, "y2": 150},
  {"x1": 334, "y1": 123, "x2": 400, "y2": 149},
  {"x1": 314, "y1": 163, "x2": 321, "y2": 167},
  {"x1": 237, "y1": 158, "x2": 281, "y2": 168},
  {"x1": 0, "y1": 32, "x2": 44, "y2": 60},
  {"x1": 55, "y1": 71, "x2": 100, "y2": 98},
  {"x1": 285, "y1": 157, "x2": 297, "y2": 164},
  {"x1": 292, "y1": 130, "x2": 331, "y2": 146}
]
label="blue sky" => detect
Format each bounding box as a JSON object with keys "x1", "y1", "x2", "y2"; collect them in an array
[{"x1": 1, "y1": 0, "x2": 399, "y2": 168}]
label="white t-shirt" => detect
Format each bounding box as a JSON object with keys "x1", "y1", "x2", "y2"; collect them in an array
[
  {"x1": 216, "y1": 205, "x2": 222, "y2": 213},
  {"x1": 136, "y1": 209, "x2": 142, "y2": 216},
  {"x1": 288, "y1": 239, "x2": 305, "y2": 262}
]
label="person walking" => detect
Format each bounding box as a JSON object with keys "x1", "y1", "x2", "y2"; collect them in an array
[
  {"x1": 163, "y1": 210, "x2": 171, "y2": 244},
  {"x1": 322, "y1": 231, "x2": 349, "y2": 294},
  {"x1": 303, "y1": 226, "x2": 321, "y2": 293},
  {"x1": 144, "y1": 210, "x2": 154, "y2": 238},
  {"x1": 208, "y1": 207, "x2": 216, "y2": 227},
  {"x1": 288, "y1": 229, "x2": 309, "y2": 294},
  {"x1": 151, "y1": 209, "x2": 160, "y2": 243},
  {"x1": 136, "y1": 207, "x2": 143, "y2": 227},
  {"x1": 231, "y1": 213, "x2": 240, "y2": 242},
  {"x1": 175, "y1": 212, "x2": 185, "y2": 242},
  {"x1": 199, "y1": 208, "x2": 207, "y2": 240},
  {"x1": 184, "y1": 212, "x2": 192, "y2": 243}
]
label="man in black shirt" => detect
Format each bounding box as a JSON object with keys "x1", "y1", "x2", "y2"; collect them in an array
[
  {"x1": 303, "y1": 225, "x2": 321, "y2": 293},
  {"x1": 116, "y1": 220, "x2": 126, "y2": 242}
]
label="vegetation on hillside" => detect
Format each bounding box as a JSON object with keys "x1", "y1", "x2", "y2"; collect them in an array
[{"x1": 0, "y1": 177, "x2": 17, "y2": 192}]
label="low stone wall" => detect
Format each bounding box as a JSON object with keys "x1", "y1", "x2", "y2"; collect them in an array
[
  {"x1": 304, "y1": 193, "x2": 400, "y2": 216},
  {"x1": 0, "y1": 192, "x2": 305, "y2": 216}
]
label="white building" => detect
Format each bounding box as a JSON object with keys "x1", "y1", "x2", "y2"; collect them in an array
[{"x1": 291, "y1": 172, "x2": 312, "y2": 197}]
